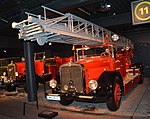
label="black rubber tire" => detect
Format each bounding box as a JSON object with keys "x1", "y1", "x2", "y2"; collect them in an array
[
  {"x1": 5, "y1": 85, "x2": 16, "y2": 92},
  {"x1": 131, "y1": 63, "x2": 144, "y2": 84},
  {"x1": 138, "y1": 74, "x2": 144, "y2": 84},
  {"x1": 106, "y1": 76, "x2": 122, "y2": 111},
  {"x1": 59, "y1": 95, "x2": 74, "y2": 106}
]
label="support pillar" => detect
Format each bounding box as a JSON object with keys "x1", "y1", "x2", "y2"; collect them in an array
[{"x1": 24, "y1": 41, "x2": 36, "y2": 102}]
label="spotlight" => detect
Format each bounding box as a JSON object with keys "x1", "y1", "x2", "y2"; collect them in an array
[
  {"x1": 112, "y1": 34, "x2": 119, "y2": 42},
  {"x1": 49, "y1": 42, "x2": 52, "y2": 45},
  {"x1": 96, "y1": 0, "x2": 111, "y2": 12},
  {"x1": 3, "y1": 50, "x2": 7, "y2": 53}
]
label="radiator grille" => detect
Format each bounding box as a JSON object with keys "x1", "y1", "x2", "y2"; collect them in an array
[{"x1": 60, "y1": 63, "x2": 83, "y2": 93}]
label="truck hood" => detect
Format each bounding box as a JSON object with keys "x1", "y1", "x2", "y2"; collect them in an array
[{"x1": 77, "y1": 56, "x2": 112, "y2": 66}]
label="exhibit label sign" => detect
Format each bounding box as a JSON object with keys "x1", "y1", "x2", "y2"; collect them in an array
[{"x1": 131, "y1": 0, "x2": 150, "y2": 25}]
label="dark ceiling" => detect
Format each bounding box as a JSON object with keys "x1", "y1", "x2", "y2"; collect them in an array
[
  {"x1": 0, "y1": 0, "x2": 142, "y2": 36},
  {"x1": 0, "y1": 0, "x2": 131, "y2": 20},
  {"x1": 0, "y1": 0, "x2": 150, "y2": 57}
]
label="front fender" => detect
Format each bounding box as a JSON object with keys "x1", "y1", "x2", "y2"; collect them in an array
[{"x1": 96, "y1": 71, "x2": 123, "y2": 96}]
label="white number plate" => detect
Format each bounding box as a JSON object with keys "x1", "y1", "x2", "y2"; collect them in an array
[{"x1": 46, "y1": 95, "x2": 60, "y2": 101}]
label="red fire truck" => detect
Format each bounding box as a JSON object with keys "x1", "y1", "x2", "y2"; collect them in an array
[
  {"x1": 12, "y1": 6, "x2": 144, "y2": 111},
  {"x1": 47, "y1": 43, "x2": 143, "y2": 111},
  {"x1": 0, "y1": 52, "x2": 73, "y2": 91}
]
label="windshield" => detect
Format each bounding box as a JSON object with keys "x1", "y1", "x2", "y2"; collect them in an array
[
  {"x1": 34, "y1": 52, "x2": 45, "y2": 60},
  {"x1": 77, "y1": 46, "x2": 108, "y2": 59}
]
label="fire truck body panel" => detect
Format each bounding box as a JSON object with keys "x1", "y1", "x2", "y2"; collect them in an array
[
  {"x1": 15, "y1": 61, "x2": 47, "y2": 78},
  {"x1": 77, "y1": 56, "x2": 116, "y2": 94},
  {"x1": 16, "y1": 62, "x2": 25, "y2": 76},
  {"x1": 14, "y1": 57, "x2": 71, "y2": 81},
  {"x1": 34, "y1": 60, "x2": 45, "y2": 76}
]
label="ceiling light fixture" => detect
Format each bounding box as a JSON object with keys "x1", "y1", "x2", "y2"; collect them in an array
[
  {"x1": 0, "y1": 17, "x2": 8, "y2": 23},
  {"x1": 78, "y1": 8, "x2": 91, "y2": 16},
  {"x1": 3, "y1": 50, "x2": 7, "y2": 53},
  {"x1": 96, "y1": 0, "x2": 111, "y2": 12}
]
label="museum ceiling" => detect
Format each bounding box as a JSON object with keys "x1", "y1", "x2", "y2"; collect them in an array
[{"x1": 1, "y1": 0, "x2": 149, "y2": 37}]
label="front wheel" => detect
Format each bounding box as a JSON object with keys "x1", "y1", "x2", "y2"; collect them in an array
[
  {"x1": 106, "y1": 77, "x2": 122, "y2": 111},
  {"x1": 5, "y1": 84, "x2": 16, "y2": 92}
]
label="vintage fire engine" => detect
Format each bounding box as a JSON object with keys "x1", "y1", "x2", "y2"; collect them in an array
[
  {"x1": 0, "y1": 52, "x2": 72, "y2": 91},
  {"x1": 0, "y1": 52, "x2": 50, "y2": 91},
  {"x1": 12, "y1": 6, "x2": 144, "y2": 111}
]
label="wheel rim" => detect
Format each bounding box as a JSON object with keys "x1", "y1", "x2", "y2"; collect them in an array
[{"x1": 114, "y1": 83, "x2": 121, "y2": 106}]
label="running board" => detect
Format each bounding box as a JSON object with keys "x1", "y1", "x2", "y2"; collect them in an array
[
  {"x1": 123, "y1": 72, "x2": 140, "y2": 95},
  {"x1": 78, "y1": 95, "x2": 93, "y2": 99}
]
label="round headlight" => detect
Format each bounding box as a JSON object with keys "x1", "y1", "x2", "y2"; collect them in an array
[
  {"x1": 88, "y1": 80, "x2": 98, "y2": 90},
  {"x1": 15, "y1": 72, "x2": 19, "y2": 77},
  {"x1": 3, "y1": 72, "x2": 6, "y2": 76},
  {"x1": 64, "y1": 85, "x2": 69, "y2": 91},
  {"x1": 49, "y1": 79, "x2": 57, "y2": 88}
]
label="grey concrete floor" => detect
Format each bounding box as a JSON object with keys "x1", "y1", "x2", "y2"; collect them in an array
[{"x1": 0, "y1": 78, "x2": 150, "y2": 119}]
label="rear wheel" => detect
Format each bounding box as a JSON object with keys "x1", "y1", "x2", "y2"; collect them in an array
[
  {"x1": 131, "y1": 63, "x2": 144, "y2": 84},
  {"x1": 106, "y1": 76, "x2": 122, "y2": 111},
  {"x1": 138, "y1": 71, "x2": 144, "y2": 84},
  {"x1": 138, "y1": 67, "x2": 144, "y2": 84}
]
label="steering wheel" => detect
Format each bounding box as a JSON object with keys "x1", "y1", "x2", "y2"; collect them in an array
[{"x1": 100, "y1": 52, "x2": 109, "y2": 56}]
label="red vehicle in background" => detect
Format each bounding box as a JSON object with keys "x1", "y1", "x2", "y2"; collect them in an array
[
  {"x1": 44, "y1": 57, "x2": 73, "y2": 80},
  {"x1": 0, "y1": 52, "x2": 73, "y2": 91}
]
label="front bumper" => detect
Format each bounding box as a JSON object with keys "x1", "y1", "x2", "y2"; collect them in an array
[{"x1": 46, "y1": 93, "x2": 107, "y2": 103}]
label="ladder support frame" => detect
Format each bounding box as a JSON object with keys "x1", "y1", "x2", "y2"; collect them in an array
[{"x1": 12, "y1": 6, "x2": 133, "y2": 48}]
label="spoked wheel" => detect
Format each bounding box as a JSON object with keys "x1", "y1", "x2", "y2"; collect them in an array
[
  {"x1": 59, "y1": 95, "x2": 74, "y2": 106},
  {"x1": 114, "y1": 83, "x2": 121, "y2": 107},
  {"x1": 106, "y1": 76, "x2": 122, "y2": 111}
]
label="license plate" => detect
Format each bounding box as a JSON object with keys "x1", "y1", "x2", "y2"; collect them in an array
[{"x1": 46, "y1": 95, "x2": 60, "y2": 101}]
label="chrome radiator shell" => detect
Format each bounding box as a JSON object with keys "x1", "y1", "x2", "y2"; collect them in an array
[{"x1": 59, "y1": 62, "x2": 84, "y2": 93}]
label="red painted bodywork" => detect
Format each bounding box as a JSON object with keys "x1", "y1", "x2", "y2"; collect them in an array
[
  {"x1": 15, "y1": 57, "x2": 72, "y2": 80},
  {"x1": 15, "y1": 61, "x2": 45, "y2": 77},
  {"x1": 78, "y1": 56, "x2": 116, "y2": 93},
  {"x1": 76, "y1": 45, "x2": 140, "y2": 95},
  {"x1": 15, "y1": 62, "x2": 25, "y2": 76}
]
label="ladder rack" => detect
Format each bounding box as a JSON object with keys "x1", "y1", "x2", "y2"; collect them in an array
[{"x1": 12, "y1": 6, "x2": 132, "y2": 48}]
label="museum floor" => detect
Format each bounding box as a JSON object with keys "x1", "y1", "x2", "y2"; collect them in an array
[{"x1": 0, "y1": 78, "x2": 150, "y2": 119}]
